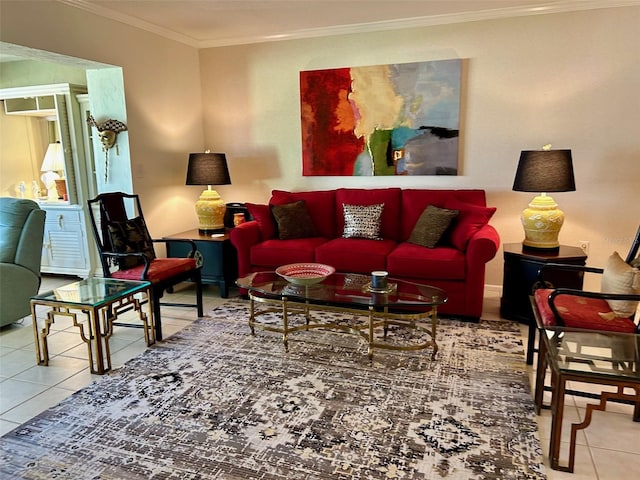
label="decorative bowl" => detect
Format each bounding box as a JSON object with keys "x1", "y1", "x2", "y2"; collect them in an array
[{"x1": 275, "y1": 263, "x2": 335, "y2": 286}]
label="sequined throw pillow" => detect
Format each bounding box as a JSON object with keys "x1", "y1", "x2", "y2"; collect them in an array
[
  {"x1": 342, "y1": 203, "x2": 384, "y2": 240},
  {"x1": 107, "y1": 216, "x2": 156, "y2": 270}
]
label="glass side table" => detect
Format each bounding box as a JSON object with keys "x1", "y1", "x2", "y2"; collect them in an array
[
  {"x1": 534, "y1": 327, "x2": 640, "y2": 472},
  {"x1": 30, "y1": 277, "x2": 154, "y2": 374}
]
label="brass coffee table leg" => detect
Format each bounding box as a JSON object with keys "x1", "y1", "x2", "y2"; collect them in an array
[
  {"x1": 367, "y1": 306, "x2": 374, "y2": 360},
  {"x1": 282, "y1": 296, "x2": 289, "y2": 352}
]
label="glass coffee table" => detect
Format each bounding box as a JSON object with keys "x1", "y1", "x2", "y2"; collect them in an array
[
  {"x1": 236, "y1": 272, "x2": 447, "y2": 360},
  {"x1": 30, "y1": 277, "x2": 154, "y2": 374},
  {"x1": 534, "y1": 327, "x2": 640, "y2": 472}
]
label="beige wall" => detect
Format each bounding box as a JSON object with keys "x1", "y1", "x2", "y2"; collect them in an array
[
  {"x1": 2, "y1": 2, "x2": 639, "y2": 289},
  {"x1": 198, "y1": 7, "x2": 640, "y2": 289}
]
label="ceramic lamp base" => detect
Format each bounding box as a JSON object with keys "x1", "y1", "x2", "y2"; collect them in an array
[
  {"x1": 195, "y1": 188, "x2": 226, "y2": 232},
  {"x1": 520, "y1": 193, "x2": 564, "y2": 250}
]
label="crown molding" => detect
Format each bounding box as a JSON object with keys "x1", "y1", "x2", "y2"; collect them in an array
[{"x1": 59, "y1": 0, "x2": 640, "y2": 49}]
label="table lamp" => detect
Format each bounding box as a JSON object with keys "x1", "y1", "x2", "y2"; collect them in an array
[
  {"x1": 512, "y1": 146, "x2": 575, "y2": 250},
  {"x1": 186, "y1": 151, "x2": 231, "y2": 234},
  {"x1": 40, "y1": 142, "x2": 66, "y2": 200}
]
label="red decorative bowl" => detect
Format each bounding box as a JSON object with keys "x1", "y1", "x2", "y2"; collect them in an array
[{"x1": 275, "y1": 263, "x2": 335, "y2": 285}]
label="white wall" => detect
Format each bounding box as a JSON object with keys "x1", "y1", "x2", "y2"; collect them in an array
[
  {"x1": 198, "y1": 6, "x2": 640, "y2": 288},
  {"x1": 2, "y1": 2, "x2": 639, "y2": 289}
]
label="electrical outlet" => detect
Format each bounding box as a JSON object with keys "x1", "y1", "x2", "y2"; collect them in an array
[{"x1": 578, "y1": 240, "x2": 589, "y2": 254}]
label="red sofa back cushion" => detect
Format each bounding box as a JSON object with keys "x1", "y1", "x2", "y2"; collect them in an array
[
  {"x1": 400, "y1": 189, "x2": 487, "y2": 241},
  {"x1": 270, "y1": 189, "x2": 336, "y2": 238},
  {"x1": 335, "y1": 188, "x2": 402, "y2": 241}
]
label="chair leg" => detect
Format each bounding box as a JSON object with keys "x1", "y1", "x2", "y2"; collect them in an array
[
  {"x1": 152, "y1": 287, "x2": 163, "y2": 341},
  {"x1": 195, "y1": 269, "x2": 204, "y2": 317},
  {"x1": 526, "y1": 321, "x2": 537, "y2": 365}
]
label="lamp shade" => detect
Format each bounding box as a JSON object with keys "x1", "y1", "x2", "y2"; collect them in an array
[
  {"x1": 185, "y1": 152, "x2": 231, "y2": 186},
  {"x1": 512, "y1": 149, "x2": 575, "y2": 193},
  {"x1": 41, "y1": 142, "x2": 65, "y2": 173}
]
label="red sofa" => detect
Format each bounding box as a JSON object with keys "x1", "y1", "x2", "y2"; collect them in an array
[{"x1": 230, "y1": 188, "x2": 500, "y2": 320}]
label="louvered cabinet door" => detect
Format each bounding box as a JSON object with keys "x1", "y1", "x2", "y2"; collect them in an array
[{"x1": 41, "y1": 205, "x2": 91, "y2": 277}]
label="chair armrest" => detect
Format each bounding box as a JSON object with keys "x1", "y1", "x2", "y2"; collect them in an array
[
  {"x1": 536, "y1": 263, "x2": 603, "y2": 289},
  {"x1": 152, "y1": 238, "x2": 198, "y2": 258}
]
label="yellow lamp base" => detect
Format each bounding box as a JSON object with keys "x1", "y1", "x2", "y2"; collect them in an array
[
  {"x1": 521, "y1": 193, "x2": 564, "y2": 250},
  {"x1": 195, "y1": 188, "x2": 226, "y2": 233}
]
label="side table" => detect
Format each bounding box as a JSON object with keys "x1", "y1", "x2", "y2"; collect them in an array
[
  {"x1": 31, "y1": 278, "x2": 154, "y2": 374},
  {"x1": 500, "y1": 243, "x2": 587, "y2": 364},
  {"x1": 164, "y1": 229, "x2": 238, "y2": 298}
]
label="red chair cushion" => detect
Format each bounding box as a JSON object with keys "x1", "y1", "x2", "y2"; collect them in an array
[
  {"x1": 111, "y1": 257, "x2": 197, "y2": 283},
  {"x1": 534, "y1": 288, "x2": 637, "y2": 333}
]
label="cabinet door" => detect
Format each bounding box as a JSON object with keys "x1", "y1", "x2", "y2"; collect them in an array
[{"x1": 41, "y1": 207, "x2": 91, "y2": 276}]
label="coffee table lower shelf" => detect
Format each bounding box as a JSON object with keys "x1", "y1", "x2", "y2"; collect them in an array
[{"x1": 247, "y1": 292, "x2": 439, "y2": 360}]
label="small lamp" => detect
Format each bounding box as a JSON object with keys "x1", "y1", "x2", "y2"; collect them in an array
[
  {"x1": 512, "y1": 146, "x2": 576, "y2": 250},
  {"x1": 186, "y1": 151, "x2": 231, "y2": 234},
  {"x1": 40, "y1": 142, "x2": 66, "y2": 200}
]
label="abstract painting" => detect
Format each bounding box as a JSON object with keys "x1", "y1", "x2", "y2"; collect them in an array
[{"x1": 300, "y1": 59, "x2": 462, "y2": 176}]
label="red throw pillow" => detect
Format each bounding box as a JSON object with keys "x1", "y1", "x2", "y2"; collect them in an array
[
  {"x1": 245, "y1": 203, "x2": 276, "y2": 240},
  {"x1": 444, "y1": 197, "x2": 496, "y2": 251}
]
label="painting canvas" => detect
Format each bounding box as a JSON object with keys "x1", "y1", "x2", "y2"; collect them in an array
[{"x1": 300, "y1": 59, "x2": 462, "y2": 176}]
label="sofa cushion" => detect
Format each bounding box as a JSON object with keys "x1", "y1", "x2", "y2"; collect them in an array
[
  {"x1": 342, "y1": 203, "x2": 384, "y2": 240},
  {"x1": 400, "y1": 189, "x2": 487, "y2": 240},
  {"x1": 408, "y1": 205, "x2": 458, "y2": 248},
  {"x1": 245, "y1": 203, "x2": 277, "y2": 240},
  {"x1": 315, "y1": 237, "x2": 396, "y2": 273},
  {"x1": 387, "y1": 243, "x2": 466, "y2": 280},
  {"x1": 601, "y1": 251, "x2": 640, "y2": 317},
  {"x1": 271, "y1": 189, "x2": 336, "y2": 238},
  {"x1": 444, "y1": 197, "x2": 496, "y2": 251},
  {"x1": 271, "y1": 200, "x2": 317, "y2": 240},
  {"x1": 335, "y1": 188, "x2": 401, "y2": 241},
  {"x1": 250, "y1": 237, "x2": 327, "y2": 268},
  {"x1": 534, "y1": 288, "x2": 637, "y2": 332}
]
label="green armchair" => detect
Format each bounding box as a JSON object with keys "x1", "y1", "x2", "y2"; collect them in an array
[{"x1": 0, "y1": 198, "x2": 46, "y2": 327}]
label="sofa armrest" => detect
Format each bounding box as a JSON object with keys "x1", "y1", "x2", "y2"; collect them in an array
[
  {"x1": 229, "y1": 220, "x2": 262, "y2": 277},
  {"x1": 0, "y1": 263, "x2": 40, "y2": 327},
  {"x1": 466, "y1": 224, "x2": 500, "y2": 265},
  {"x1": 460, "y1": 224, "x2": 500, "y2": 319}
]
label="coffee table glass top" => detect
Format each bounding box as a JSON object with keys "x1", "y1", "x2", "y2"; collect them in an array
[
  {"x1": 237, "y1": 272, "x2": 447, "y2": 311},
  {"x1": 32, "y1": 278, "x2": 150, "y2": 307},
  {"x1": 542, "y1": 327, "x2": 640, "y2": 382}
]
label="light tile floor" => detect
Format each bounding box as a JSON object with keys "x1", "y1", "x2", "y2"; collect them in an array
[{"x1": 1, "y1": 277, "x2": 638, "y2": 479}]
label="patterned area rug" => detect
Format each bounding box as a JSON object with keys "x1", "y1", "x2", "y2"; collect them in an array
[{"x1": 1, "y1": 300, "x2": 546, "y2": 479}]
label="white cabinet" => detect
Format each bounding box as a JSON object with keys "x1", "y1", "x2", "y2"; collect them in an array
[{"x1": 41, "y1": 204, "x2": 91, "y2": 277}]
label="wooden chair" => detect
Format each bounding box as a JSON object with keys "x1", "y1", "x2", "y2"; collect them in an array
[
  {"x1": 532, "y1": 225, "x2": 640, "y2": 334},
  {"x1": 87, "y1": 192, "x2": 203, "y2": 340}
]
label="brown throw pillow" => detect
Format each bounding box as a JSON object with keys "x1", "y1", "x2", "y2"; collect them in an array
[
  {"x1": 271, "y1": 200, "x2": 317, "y2": 240},
  {"x1": 408, "y1": 205, "x2": 459, "y2": 248},
  {"x1": 107, "y1": 216, "x2": 156, "y2": 270}
]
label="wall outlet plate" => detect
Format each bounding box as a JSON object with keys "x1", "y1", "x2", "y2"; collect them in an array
[{"x1": 578, "y1": 240, "x2": 590, "y2": 254}]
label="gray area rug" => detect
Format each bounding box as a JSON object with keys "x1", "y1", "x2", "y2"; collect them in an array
[{"x1": 1, "y1": 300, "x2": 546, "y2": 479}]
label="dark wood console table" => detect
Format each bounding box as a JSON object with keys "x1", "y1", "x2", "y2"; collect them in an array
[
  {"x1": 500, "y1": 243, "x2": 587, "y2": 364},
  {"x1": 164, "y1": 229, "x2": 238, "y2": 298}
]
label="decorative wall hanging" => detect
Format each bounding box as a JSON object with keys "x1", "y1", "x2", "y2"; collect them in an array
[
  {"x1": 87, "y1": 115, "x2": 128, "y2": 182},
  {"x1": 300, "y1": 59, "x2": 462, "y2": 176}
]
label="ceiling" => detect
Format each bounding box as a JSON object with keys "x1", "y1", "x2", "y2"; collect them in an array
[{"x1": 56, "y1": 0, "x2": 636, "y2": 48}]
